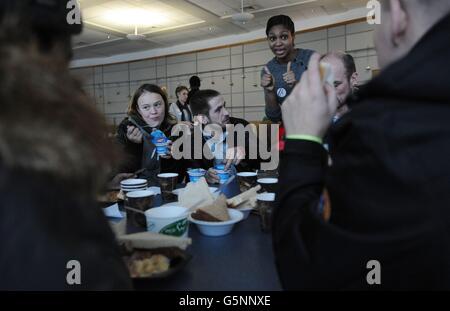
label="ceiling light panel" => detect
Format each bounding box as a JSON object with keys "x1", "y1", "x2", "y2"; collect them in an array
[{"x1": 82, "y1": 0, "x2": 204, "y2": 33}]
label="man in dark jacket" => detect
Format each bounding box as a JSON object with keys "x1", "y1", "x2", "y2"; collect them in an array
[{"x1": 274, "y1": 0, "x2": 450, "y2": 290}]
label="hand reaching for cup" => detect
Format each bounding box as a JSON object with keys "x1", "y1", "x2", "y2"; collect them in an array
[
  {"x1": 261, "y1": 66, "x2": 275, "y2": 92},
  {"x1": 282, "y1": 61, "x2": 296, "y2": 87},
  {"x1": 206, "y1": 167, "x2": 220, "y2": 184},
  {"x1": 224, "y1": 146, "x2": 246, "y2": 170}
]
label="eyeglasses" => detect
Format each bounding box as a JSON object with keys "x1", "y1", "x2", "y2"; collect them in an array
[{"x1": 138, "y1": 101, "x2": 164, "y2": 112}]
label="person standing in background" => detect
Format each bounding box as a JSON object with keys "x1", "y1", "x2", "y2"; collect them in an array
[
  {"x1": 261, "y1": 15, "x2": 316, "y2": 123},
  {"x1": 187, "y1": 75, "x2": 201, "y2": 105},
  {"x1": 169, "y1": 85, "x2": 193, "y2": 124}
]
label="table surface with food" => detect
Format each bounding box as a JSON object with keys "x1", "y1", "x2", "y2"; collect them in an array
[{"x1": 103, "y1": 175, "x2": 282, "y2": 291}]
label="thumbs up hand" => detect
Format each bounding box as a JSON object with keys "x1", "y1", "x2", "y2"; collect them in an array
[
  {"x1": 282, "y1": 61, "x2": 296, "y2": 87},
  {"x1": 261, "y1": 66, "x2": 275, "y2": 92}
]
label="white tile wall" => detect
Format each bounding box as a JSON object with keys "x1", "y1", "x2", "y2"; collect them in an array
[
  {"x1": 74, "y1": 21, "x2": 378, "y2": 123},
  {"x1": 328, "y1": 26, "x2": 346, "y2": 37},
  {"x1": 328, "y1": 36, "x2": 346, "y2": 52},
  {"x1": 296, "y1": 29, "x2": 327, "y2": 43}
]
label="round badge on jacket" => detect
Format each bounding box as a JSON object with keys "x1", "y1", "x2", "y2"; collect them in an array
[{"x1": 277, "y1": 88, "x2": 287, "y2": 98}]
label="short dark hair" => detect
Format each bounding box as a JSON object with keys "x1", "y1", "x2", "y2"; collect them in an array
[
  {"x1": 189, "y1": 75, "x2": 201, "y2": 88},
  {"x1": 190, "y1": 89, "x2": 220, "y2": 116},
  {"x1": 322, "y1": 52, "x2": 356, "y2": 81},
  {"x1": 175, "y1": 85, "x2": 188, "y2": 97},
  {"x1": 265, "y1": 15, "x2": 295, "y2": 36}
]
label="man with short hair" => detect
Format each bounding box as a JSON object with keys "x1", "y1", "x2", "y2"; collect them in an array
[
  {"x1": 274, "y1": 0, "x2": 450, "y2": 290},
  {"x1": 186, "y1": 89, "x2": 259, "y2": 184},
  {"x1": 321, "y1": 51, "x2": 358, "y2": 119}
]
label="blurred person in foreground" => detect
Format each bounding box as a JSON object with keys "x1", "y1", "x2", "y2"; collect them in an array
[
  {"x1": 274, "y1": 0, "x2": 450, "y2": 290},
  {"x1": 0, "y1": 1, "x2": 131, "y2": 290}
]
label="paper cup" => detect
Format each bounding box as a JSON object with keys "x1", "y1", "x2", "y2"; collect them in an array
[
  {"x1": 256, "y1": 193, "x2": 275, "y2": 233},
  {"x1": 257, "y1": 178, "x2": 278, "y2": 193},
  {"x1": 187, "y1": 168, "x2": 206, "y2": 182},
  {"x1": 157, "y1": 173, "x2": 178, "y2": 201},
  {"x1": 145, "y1": 205, "x2": 189, "y2": 237},
  {"x1": 125, "y1": 190, "x2": 156, "y2": 228},
  {"x1": 216, "y1": 170, "x2": 230, "y2": 184},
  {"x1": 214, "y1": 163, "x2": 226, "y2": 170}
]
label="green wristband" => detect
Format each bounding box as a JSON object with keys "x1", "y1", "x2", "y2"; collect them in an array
[{"x1": 286, "y1": 135, "x2": 323, "y2": 144}]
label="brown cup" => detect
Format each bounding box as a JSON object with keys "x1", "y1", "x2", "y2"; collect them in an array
[
  {"x1": 257, "y1": 193, "x2": 276, "y2": 232},
  {"x1": 257, "y1": 178, "x2": 278, "y2": 193},
  {"x1": 157, "y1": 173, "x2": 178, "y2": 202},
  {"x1": 125, "y1": 190, "x2": 156, "y2": 228},
  {"x1": 236, "y1": 172, "x2": 258, "y2": 193}
]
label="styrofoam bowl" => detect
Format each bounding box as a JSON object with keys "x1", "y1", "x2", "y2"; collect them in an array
[{"x1": 188, "y1": 208, "x2": 243, "y2": 237}]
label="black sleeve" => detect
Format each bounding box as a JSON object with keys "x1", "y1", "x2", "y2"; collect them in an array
[
  {"x1": 115, "y1": 120, "x2": 143, "y2": 174},
  {"x1": 274, "y1": 139, "x2": 392, "y2": 290},
  {"x1": 0, "y1": 172, "x2": 132, "y2": 290},
  {"x1": 272, "y1": 139, "x2": 329, "y2": 290}
]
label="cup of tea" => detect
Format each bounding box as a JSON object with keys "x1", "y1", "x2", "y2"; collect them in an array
[
  {"x1": 157, "y1": 173, "x2": 178, "y2": 201},
  {"x1": 257, "y1": 193, "x2": 275, "y2": 232},
  {"x1": 257, "y1": 178, "x2": 278, "y2": 193},
  {"x1": 125, "y1": 190, "x2": 156, "y2": 228},
  {"x1": 236, "y1": 172, "x2": 257, "y2": 192}
]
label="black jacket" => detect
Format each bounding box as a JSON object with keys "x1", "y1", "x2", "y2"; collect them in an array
[
  {"x1": 0, "y1": 168, "x2": 132, "y2": 290},
  {"x1": 273, "y1": 14, "x2": 450, "y2": 290}
]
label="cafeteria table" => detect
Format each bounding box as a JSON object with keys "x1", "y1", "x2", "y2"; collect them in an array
[{"x1": 114, "y1": 179, "x2": 282, "y2": 291}]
